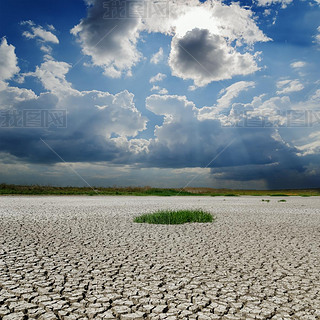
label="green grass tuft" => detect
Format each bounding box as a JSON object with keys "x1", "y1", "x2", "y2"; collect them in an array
[
  {"x1": 134, "y1": 209, "x2": 214, "y2": 225},
  {"x1": 278, "y1": 199, "x2": 287, "y2": 202}
]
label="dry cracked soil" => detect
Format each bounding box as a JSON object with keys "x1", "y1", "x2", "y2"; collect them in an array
[{"x1": 0, "y1": 196, "x2": 319, "y2": 320}]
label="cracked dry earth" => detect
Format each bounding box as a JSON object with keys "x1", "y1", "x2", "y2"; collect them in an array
[{"x1": 0, "y1": 196, "x2": 320, "y2": 320}]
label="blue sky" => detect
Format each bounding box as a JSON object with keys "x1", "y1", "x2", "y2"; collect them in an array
[{"x1": 0, "y1": 0, "x2": 320, "y2": 189}]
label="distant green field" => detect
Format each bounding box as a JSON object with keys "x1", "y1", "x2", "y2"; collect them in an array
[{"x1": 0, "y1": 183, "x2": 319, "y2": 196}]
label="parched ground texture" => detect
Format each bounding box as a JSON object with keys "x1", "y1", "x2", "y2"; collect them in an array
[{"x1": 0, "y1": 196, "x2": 319, "y2": 320}]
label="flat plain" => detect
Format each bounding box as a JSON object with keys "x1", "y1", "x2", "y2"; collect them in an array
[{"x1": 0, "y1": 196, "x2": 319, "y2": 319}]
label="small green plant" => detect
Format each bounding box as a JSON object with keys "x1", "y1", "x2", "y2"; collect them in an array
[
  {"x1": 262, "y1": 199, "x2": 270, "y2": 202},
  {"x1": 278, "y1": 199, "x2": 287, "y2": 202},
  {"x1": 134, "y1": 209, "x2": 214, "y2": 225}
]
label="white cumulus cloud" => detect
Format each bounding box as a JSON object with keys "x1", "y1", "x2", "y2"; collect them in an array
[
  {"x1": 197, "y1": 81, "x2": 255, "y2": 121},
  {"x1": 255, "y1": 0, "x2": 293, "y2": 8},
  {"x1": 315, "y1": 26, "x2": 320, "y2": 45},
  {"x1": 149, "y1": 73, "x2": 167, "y2": 83},
  {"x1": 276, "y1": 79, "x2": 304, "y2": 95},
  {"x1": 22, "y1": 21, "x2": 59, "y2": 44},
  {"x1": 217, "y1": 81, "x2": 256, "y2": 110},
  {"x1": 290, "y1": 61, "x2": 307, "y2": 69},
  {"x1": 150, "y1": 85, "x2": 168, "y2": 94},
  {"x1": 150, "y1": 47, "x2": 164, "y2": 64},
  {"x1": 0, "y1": 38, "x2": 20, "y2": 81},
  {"x1": 24, "y1": 59, "x2": 77, "y2": 95}
]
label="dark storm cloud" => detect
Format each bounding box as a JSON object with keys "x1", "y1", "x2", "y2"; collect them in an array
[
  {"x1": 0, "y1": 88, "x2": 147, "y2": 164},
  {"x1": 211, "y1": 162, "x2": 320, "y2": 190},
  {"x1": 71, "y1": 0, "x2": 142, "y2": 77},
  {"x1": 169, "y1": 28, "x2": 259, "y2": 87},
  {"x1": 1, "y1": 88, "x2": 319, "y2": 189}
]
